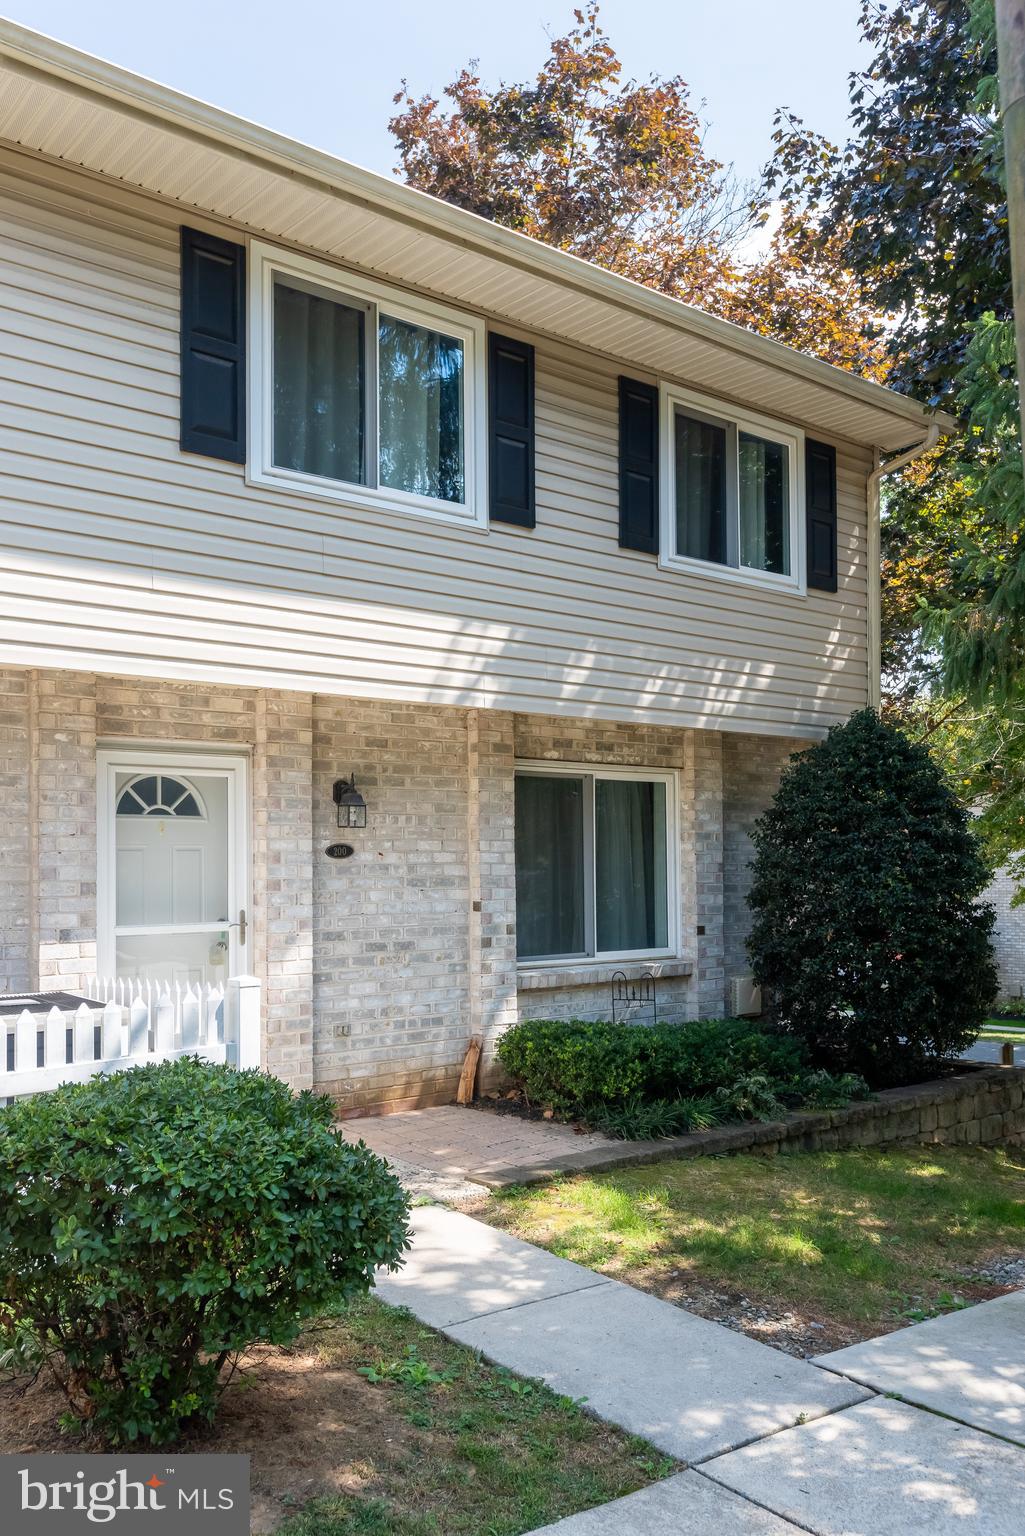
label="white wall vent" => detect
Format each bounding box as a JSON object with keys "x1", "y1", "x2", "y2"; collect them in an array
[{"x1": 729, "y1": 976, "x2": 762, "y2": 1017}]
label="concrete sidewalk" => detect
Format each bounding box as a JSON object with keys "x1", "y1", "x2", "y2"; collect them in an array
[
  {"x1": 526, "y1": 1469, "x2": 805, "y2": 1533},
  {"x1": 375, "y1": 1205, "x2": 865, "y2": 1464},
  {"x1": 706, "y1": 1396, "x2": 1025, "y2": 1536},
  {"x1": 375, "y1": 1203, "x2": 1025, "y2": 1535},
  {"x1": 815, "y1": 1288, "x2": 1025, "y2": 1445}
]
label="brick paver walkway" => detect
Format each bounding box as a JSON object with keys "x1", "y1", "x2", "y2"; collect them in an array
[{"x1": 340, "y1": 1103, "x2": 625, "y2": 1190}]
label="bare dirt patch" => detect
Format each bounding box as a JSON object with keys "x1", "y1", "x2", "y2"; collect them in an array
[
  {"x1": 0, "y1": 1342, "x2": 412, "y2": 1532},
  {"x1": 0, "y1": 1299, "x2": 671, "y2": 1535}
]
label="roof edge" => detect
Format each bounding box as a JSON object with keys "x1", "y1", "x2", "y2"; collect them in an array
[{"x1": 0, "y1": 16, "x2": 951, "y2": 440}]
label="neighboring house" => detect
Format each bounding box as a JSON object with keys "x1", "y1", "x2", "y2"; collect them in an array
[
  {"x1": 989, "y1": 867, "x2": 1025, "y2": 1004},
  {"x1": 0, "y1": 23, "x2": 939, "y2": 1114}
]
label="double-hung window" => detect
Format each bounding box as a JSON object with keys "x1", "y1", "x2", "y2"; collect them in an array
[
  {"x1": 249, "y1": 243, "x2": 487, "y2": 525},
  {"x1": 514, "y1": 763, "x2": 678, "y2": 963},
  {"x1": 660, "y1": 384, "x2": 804, "y2": 591}
]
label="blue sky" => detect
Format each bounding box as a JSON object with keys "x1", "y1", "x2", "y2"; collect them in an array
[{"x1": 3, "y1": 1, "x2": 868, "y2": 189}]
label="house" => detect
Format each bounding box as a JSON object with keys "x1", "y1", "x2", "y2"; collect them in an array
[
  {"x1": 988, "y1": 866, "x2": 1025, "y2": 1005},
  {"x1": 0, "y1": 22, "x2": 940, "y2": 1114}
]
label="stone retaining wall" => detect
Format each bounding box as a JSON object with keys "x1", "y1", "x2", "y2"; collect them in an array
[
  {"x1": 484, "y1": 1064, "x2": 1025, "y2": 1189},
  {"x1": 668, "y1": 1064, "x2": 1025, "y2": 1161}
]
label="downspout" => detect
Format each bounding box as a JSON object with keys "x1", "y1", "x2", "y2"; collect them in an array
[{"x1": 866, "y1": 423, "x2": 941, "y2": 709}]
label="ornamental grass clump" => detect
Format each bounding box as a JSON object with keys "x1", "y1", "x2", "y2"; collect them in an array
[{"x1": 0, "y1": 1057, "x2": 410, "y2": 1445}]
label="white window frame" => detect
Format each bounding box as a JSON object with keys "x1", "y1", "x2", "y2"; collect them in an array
[
  {"x1": 659, "y1": 382, "x2": 806, "y2": 595},
  {"x1": 514, "y1": 760, "x2": 681, "y2": 967},
  {"x1": 248, "y1": 241, "x2": 488, "y2": 530}
]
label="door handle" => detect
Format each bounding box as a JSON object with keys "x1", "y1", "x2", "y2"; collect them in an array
[{"x1": 228, "y1": 908, "x2": 247, "y2": 946}]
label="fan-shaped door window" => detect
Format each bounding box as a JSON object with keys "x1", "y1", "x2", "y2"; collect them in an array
[{"x1": 116, "y1": 774, "x2": 205, "y2": 819}]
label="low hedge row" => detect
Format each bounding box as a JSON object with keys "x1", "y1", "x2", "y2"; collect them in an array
[
  {"x1": 497, "y1": 1016, "x2": 806, "y2": 1111},
  {"x1": 496, "y1": 1016, "x2": 869, "y2": 1138}
]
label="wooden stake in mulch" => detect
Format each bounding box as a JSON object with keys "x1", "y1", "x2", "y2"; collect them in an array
[{"x1": 457, "y1": 1035, "x2": 482, "y2": 1104}]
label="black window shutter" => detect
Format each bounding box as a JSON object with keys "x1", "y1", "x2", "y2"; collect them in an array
[
  {"x1": 180, "y1": 226, "x2": 246, "y2": 463},
  {"x1": 488, "y1": 332, "x2": 535, "y2": 526},
  {"x1": 618, "y1": 376, "x2": 659, "y2": 553},
  {"x1": 805, "y1": 438, "x2": 838, "y2": 592}
]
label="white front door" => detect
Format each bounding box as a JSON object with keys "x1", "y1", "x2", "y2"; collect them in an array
[{"x1": 98, "y1": 749, "x2": 249, "y2": 985}]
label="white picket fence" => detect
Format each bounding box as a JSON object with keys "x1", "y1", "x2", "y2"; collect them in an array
[{"x1": 0, "y1": 975, "x2": 260, "y2": 1101}]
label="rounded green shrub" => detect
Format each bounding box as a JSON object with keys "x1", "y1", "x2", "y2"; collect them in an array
[
  {"x1": 496, "y1": 1017, "x2": 868, "y2": 1138},
  {"x1": 0, "y1": 1057, "x2": 409, "y2": 1444},
  {"x1": 496, "y1": 1018, "x2": 650, "y2": 1111},
  {"x1": 496, "y1": 1016, "x2": 808, "y2": 1112},
  {"x1": 747, "y1": 708, "x2": 997, "y2": 1085}
]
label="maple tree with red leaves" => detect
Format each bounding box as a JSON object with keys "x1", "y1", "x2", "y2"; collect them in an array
[{"x1": 390, "y1": 4, "x2": 888, "y2": 378}]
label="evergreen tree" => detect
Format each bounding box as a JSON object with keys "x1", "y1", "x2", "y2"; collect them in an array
[{"x1": 747, "y1": 711, "x2": 997, "y2": 1085}]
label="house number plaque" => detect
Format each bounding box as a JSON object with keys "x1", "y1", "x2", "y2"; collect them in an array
[{"x1": 325, "y1": 842, "x2": 355, "y2": 860}]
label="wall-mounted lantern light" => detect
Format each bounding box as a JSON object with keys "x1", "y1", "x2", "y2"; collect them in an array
[{"x1": 333, "y1": 775, "x2": 367, "y2": 829}]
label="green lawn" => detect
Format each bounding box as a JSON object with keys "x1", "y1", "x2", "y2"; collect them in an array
[
  {"x1": 479, "y1": 1147, "x2": 1025, "y2": 1350},
  {"x1": 980, "y1": 1019, "x2": 1025, "y2": 1040},
  {"x1": 272, "y1": 1298, "x2": 674, "y2": 1535}
]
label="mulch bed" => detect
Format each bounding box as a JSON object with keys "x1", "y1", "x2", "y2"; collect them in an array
[{"x1": 467, "y1": 1090, "x2": 596, "y2": 1130}]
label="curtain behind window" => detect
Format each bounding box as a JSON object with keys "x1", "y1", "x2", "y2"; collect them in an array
[
  {"x1": 675, "y1": 411, "x2": 726, "y2": 564},
  {"x1": 595, "y1": 780, "x2": 668, "y2": 952},
  {"x1": 379, "y1": 316, "x2": 465, "y2": 503},
  {"x1": 273, "y1": 281, "x2": 364, "y2": 483},
  {"x1": 515, "y1": 775, "x2": 585, "y2": 958},
  {"x1": 739, "y1": 432, "x2": 788, "y2": 574}
]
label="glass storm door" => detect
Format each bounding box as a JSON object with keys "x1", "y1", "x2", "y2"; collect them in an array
[{"x1": 98, "y1": 751, "x2": 249, "y2": 985}]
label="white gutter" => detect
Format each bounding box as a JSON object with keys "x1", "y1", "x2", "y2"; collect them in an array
[{"x1": 866, "y1": 423, "x2": 942, "y2": 708}]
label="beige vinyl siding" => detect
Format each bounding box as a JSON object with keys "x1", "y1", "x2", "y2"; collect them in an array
[{"x1": 0, "y1": 147, "x2": 871, "y2": 736}]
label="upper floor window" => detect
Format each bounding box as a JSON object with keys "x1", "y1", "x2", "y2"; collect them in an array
[
  {"x1": 249, "y1": 243, "x2": 486, "y2": 526},
  {"x1": 660, "y1": 384, "x2": 805, "y2": 592}
]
